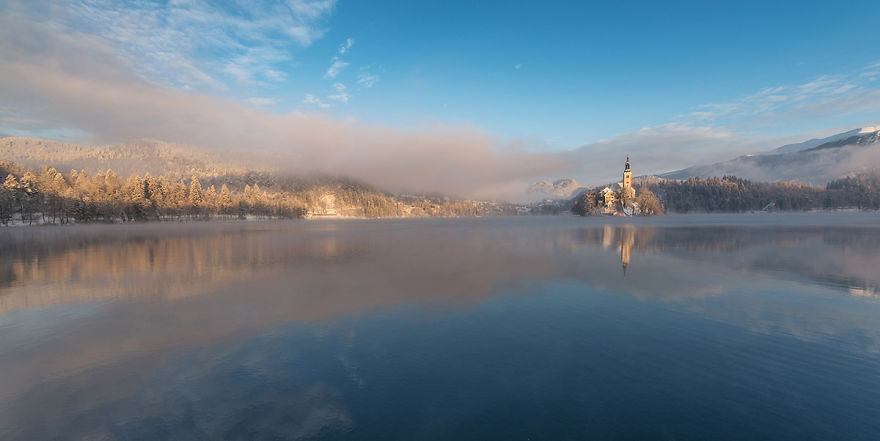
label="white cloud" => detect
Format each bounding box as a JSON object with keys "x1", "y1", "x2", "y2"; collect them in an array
[
  {"x1": 18, "y1": 0, "x2": 337, "y2": 90},
  {"x1": 5, "y1": 1, "x2": 880, "y2": 199},
  {"x1": 325, "y1": 38, "x2": 355, "y2": 79},
  {"x1": 563, "y1": 123, "x2": 747, "y2": 183},
  {"x1": 324, "y1": 60, "x2": 350, "y2": 79},
  {"x1": 357, "y1": 71, "x2": 380, "y2": 88},
  {"x1": 223, "y1": 48, "x2": 286, "y2": 86},
  {"x1": 514, "y1": 63, "x2": 522, "y2": 70},
  {"x1": 301, "y1": 93, "x2": 330, "y2": 109},
  {"x1": 0, "y1": 12, "x2": 567, "y2": 199},
  {"x1": 860, "y1": 61, "x2": 880, "y2": 79},
  {"x1": 222, "y1": 47, "x2": 290, "y2": 85},
  {"x1": 264, "y1": 69, "x2": 286, "y2": 82},
  {"x1": 246, "y1": 97, "x2": 277, "y2": 106},
  {"x1": 327, "y1": 83, "x2": 349, "y2": 103},
  {"x1": 338, "y1": 37, "x2": 354, "y2": 54},
  {"x1": 681, "y1": 70, "x2": 877, "y2": 130},
  {"x1": 795, "y1": 75, "x2": 843, "y2": 97}
]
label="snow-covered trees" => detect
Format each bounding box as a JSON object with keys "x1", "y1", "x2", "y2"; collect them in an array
[
  {"x1": 1, "y1": 174, "x2": 18, "y2": 225},
  {"x1": 0, "y1": 159, "x2": 491, "y2": 225},
  {"x1": 635, "y1": 187, "x2": 664, "y2": 215},
  {"x1": 219, "y1": 184, "x2": 233, "y2": 213}
]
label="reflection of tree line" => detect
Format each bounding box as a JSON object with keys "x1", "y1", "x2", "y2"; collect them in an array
[
  {"x1": 3, "y1": 223, "x2": 879, "y2": 316},
  {"x1": 0, "y1": 224, "x2": 565, "y2": 316},
  {"x1": 0, "y1": 229, "x2": 365, "y2": 313},
  {"x1": 573, "y1": 225, "x2": 880, "y2": 295},
  {"x1": 574, "y1": 225, "x2": 880, "y2": 254}
]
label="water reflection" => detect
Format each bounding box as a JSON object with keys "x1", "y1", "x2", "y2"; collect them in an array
[
  {"x1": 2, "y1": 220, "x2": 880, "y2": 316},
  {"x1": 1, "y1": 217, "x2": 879, "y2": 440}
]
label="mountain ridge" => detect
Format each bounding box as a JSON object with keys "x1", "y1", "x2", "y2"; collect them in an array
[{"x1": 660, "y1": 126, "x2": 880, "y2": 184}]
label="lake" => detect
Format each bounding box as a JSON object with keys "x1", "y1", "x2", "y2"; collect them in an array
[{"x1": 1, "y1": 214, "x2": 879, "y2": 440}]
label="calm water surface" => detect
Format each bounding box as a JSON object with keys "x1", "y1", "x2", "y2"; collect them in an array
[{"x1": 1, "y1": 214, "x2": 879, "y2": 440}]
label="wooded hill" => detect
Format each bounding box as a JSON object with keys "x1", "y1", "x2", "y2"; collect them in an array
[
  {"x1": 1, "y1": 137, "x2": 245, "y2": 180},
  {"x1": 0, "y1": 137, "x2": 518, "y2": 225},
  {"x1": 0, "y1": 159, "x2": 507, "y2": 225}
]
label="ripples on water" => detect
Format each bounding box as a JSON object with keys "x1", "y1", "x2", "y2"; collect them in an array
[{"x1": 1, "y1": 214, "x2": 879, "y2": 440}]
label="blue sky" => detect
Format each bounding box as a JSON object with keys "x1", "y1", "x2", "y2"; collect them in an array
[
  {"x1": 2, "y1": 0, "x2": 880, "y2": 196},
  {"x1": 317, "y1": 0, "x2": 880, "y2": 147},
  {"x1": 22, "y1": 0, "x2": 879, "y2": 148},
  {"x1": 148, "y1": 0, "x2": 880, "y2": 148}
]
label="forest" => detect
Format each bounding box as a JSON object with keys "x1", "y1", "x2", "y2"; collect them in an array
[
  {"x1": 0, "y1": 159, "x2": 500, "y2": 225},
  {"x1": 4, "y1": 152, "x2": 880, "y2": 226},
  {"x1": 653, "y1": 175, "x2": 880, "y2": 212},
  {"x1": 573, "y1": 174, "x2": 880, "y2": 215},
  {"x1": 571, "y1": 186, "x2": 664, "y2": 216}
]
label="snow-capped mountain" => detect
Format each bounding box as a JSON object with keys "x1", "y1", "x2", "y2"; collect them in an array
[
  {"x1": 763, "y1": 127, "x2": 879, "y2": 155},
  {"x1": 661, "y1": 126, "x2": 880, "y2": 184},
  {"x1": 527, "y1": 178, "x2": 586, "y2": 199}
]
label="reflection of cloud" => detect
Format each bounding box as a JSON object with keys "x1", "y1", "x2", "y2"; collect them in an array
[
  {"x1": 3, "y1": 343, "x2": 353, "y2": 441},
  {"x1": 4, "y1": 220, "x2": 880, "y2": 318}
]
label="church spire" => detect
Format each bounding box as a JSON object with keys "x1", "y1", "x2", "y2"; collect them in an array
[{"x1": 621, "y1": 155, "x2": 634, "y2": 199}]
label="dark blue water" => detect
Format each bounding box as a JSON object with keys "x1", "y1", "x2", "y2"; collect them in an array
[{"x1": 1, "y1": 214, "x2": 879, "y2": 440}]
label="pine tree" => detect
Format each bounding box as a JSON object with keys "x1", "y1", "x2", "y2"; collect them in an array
[
  {"x1": 203, "y1": 184, "x2": 218, "y2": 214},
  {"x1": 219, "y1": 184, "x2": 233, "y2": 213},
  {"x1": 145, "y1": 173, "x2": 164, "y2": 214},
  {"x1": 189, "y1": 177, "x2": 203, "y2": 215},
  {"x1": 19, "y1": 171, "x2": 38, "y2": 225},
  {"x1": 124, "y1": 174, "x2": 148, "y2": 221},
  {"x1": 167, "y1": 180, "x2": 187, "y2": 216},
  {"x1": 0, "y1": 174, "x2": 18, "y2": 225}
]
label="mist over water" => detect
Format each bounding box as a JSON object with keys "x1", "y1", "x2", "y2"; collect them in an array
[{"x1": 1, "y1": 214, "x2": 880, "y2": 440}]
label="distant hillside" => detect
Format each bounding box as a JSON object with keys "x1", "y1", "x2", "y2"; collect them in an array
[
  {"x1": 527, "y1": 178, "x2": 586, "y2": 199},
  {"x1": 0, "y1": 139, "x2": 517, "y2": 225},
  {"x1": 662, "y1": 127, "x2": 880, "y2": 184},
  {"x1": 766, "y1": 128, "x2": 870, "y2": 154},
  {"x1": 0, "y1": 137, "x2": 249, "y2": 179}
]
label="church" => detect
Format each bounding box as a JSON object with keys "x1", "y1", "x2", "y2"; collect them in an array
[{"x1": 599, "y1": 156, "x2": 636, "y2": 215}]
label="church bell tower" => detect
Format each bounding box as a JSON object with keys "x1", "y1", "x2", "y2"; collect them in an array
[{"x1": 622, "y1": 155, "x2": 634, "y2": 198}]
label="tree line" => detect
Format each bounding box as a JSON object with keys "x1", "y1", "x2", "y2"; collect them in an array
[
  {"x1": 571, "y1": 173, "x2": 880, "y2": 215},
  {"x1": 649, "y1": 175, "x2": 879, "y2": 213},
  {"x1": 571, "y1": 186, "x2": 664, "y2": 216},
  {"x1": 0, "y1": 160, "x2": 491, "y2": 225}
]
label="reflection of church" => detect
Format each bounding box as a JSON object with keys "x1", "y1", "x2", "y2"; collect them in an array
[
  {"x1": 600, "y1": 156, "x2": 637, "y2": 215},
  {"x1": 619, "y1": 227, "x2": 634, "y2": 275},
  {"x1": 600, "y1": 225, "x2": 636, "y2": 275}
]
